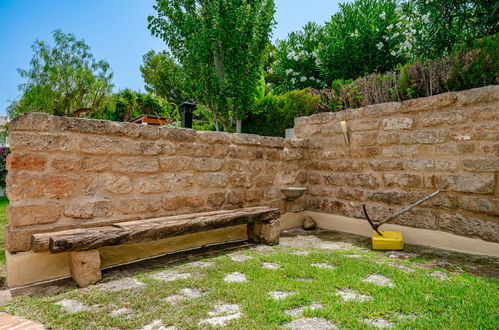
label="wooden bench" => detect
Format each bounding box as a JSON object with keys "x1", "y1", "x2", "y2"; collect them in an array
[{"x1": 31, "y1": 207, "x2": 280, "y2": 287}]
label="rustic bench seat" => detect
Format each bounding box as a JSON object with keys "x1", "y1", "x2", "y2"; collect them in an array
[{"x1": 31, "y1": 207, "x2": 280, "y2": 287}]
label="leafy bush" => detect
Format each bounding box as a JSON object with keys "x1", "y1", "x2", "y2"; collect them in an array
[
  {"x1": 0, "y1": 147, "x2": 10, "y2": 189},
  {"x1": 446, "y1": 33, "x2": 499, "y2": 91},
  {"x1": 319, "y1": 0, "x2": 408, "y2": 83},
  {"x1": 92, "y1": 89, "x2": 179, "y2": 123},
  {"x1": 314, "y1": 33, "x2": 498, "y2": 111},
  {"x1": 401, "y1": 0, "x2": 499, "y2": 59},
  {"x1": 243, "y1": 88, "x2": 319, "y2": 137}
]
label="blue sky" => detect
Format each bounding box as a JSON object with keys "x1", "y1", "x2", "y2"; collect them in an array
[{"x1": 0, "y1": 0, "x2": 344, "y2": 115}]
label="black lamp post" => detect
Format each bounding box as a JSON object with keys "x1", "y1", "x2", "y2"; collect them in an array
[{"x1": 178, "y1": 102, "x2": 196, "y2": 128}]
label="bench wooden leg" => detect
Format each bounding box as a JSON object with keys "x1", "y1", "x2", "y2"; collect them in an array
[
  {"x1": 247, "y1": 219, "x2": 280, "y2": 246},
  {"x1": 69, "y1": 250, "x2": 102, "y2": 288}
]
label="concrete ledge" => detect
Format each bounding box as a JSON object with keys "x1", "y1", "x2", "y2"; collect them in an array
[{"x1": 302, "y1": 211, "x2": 499, "y2": 258}]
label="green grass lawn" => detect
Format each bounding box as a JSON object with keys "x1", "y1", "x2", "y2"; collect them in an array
[{"x1": 3, "y1": 240, "x2": 498, "y2": 329}]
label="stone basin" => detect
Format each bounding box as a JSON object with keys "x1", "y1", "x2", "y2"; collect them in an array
[{"x1": 281, "y1": 187, "x2": 308, "y2": 201}]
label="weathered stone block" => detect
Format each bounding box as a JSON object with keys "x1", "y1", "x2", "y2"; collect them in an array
[
  {"x1": 7, "y1": 153, "x2": 47, "y2": 171},
  {"x1": 247, "y1": 219, "x2": 280, "y2": 246},
  {"x1": 400, "y1": 130, "x2": 447, "y2": 144},
  {"x1": 400, "y1": 92, "x2": 457, "y2": 112},
  {"x1": 369, "y1": 160, "x2": 405, "y2": 171},
  {"x1": 8, "y1": 203, "x2": 62, "y2": 227},
  {"x1": 132, "y1": 140, "x2": 176, "y2": 155},
  {"x1": 480, "y1": 142, "x2": 499, "y2": 156},
  {"x1": 196, "y1": 131, "x2": 232, "y2": 144},
  {"x1": 7, "y1": 173, "x2": 81, "y2": 201},
  {"x1": 100, "y1": 173, "x2": 133, "y2": 195},
  {"x1": 351, "y1": 132, "x2": 378, "y2": 146},
  {"x1": 51, "y1": 156, "x2": 110, "y2": 173},
  {"x1": 346, "y1": 147, "x2": 379, "y2": 158},
  {"x1": 456, "y1": 85, "x2": 499, "y2": 106},
  {"x1": 79, "y1": 135, "x2": 132, "y2": 155},
  {"x1": 393, "y1": 209, "x2": 438, "y2": 230},
  {"x1": 136, "y1": 173, "x2": 194, "y2": 194},
  {"x1": 406, "y1": 159, "x2": 457, "y2": 171},
  {"x1": 193, "y1": 158, "x2": 224, "y2": 172},
  {"x1": 8, "y1": 112, "x2": 51, "y2": 132},
  {"x1": 433, "y1": 142, "x2": 475, "y2": 155},
  {"x1": 229, "y1": 173, "x2": 252, "y2": 188},
  {"x1": 462, "y1": 159, "x2": 499, "y2": 171},
  {"x1": 226, "y1": 191, "x2": 245, "y2": 207},
  {"x1": 381, "y1": 146, "x2": 418, "y2": 158},
  {"x1": 282, "y1": 148, "x2": 302, "y2": 161},
  {"x1": 328, "y1": 160, "x2": 365, "y2": 172},
  {"x1": 64, "y1": 200, "x2": 112, "y2": 219},
  {"x1": 160, "y1": 127, "x2": 197, "y2": 141},
  {"x1": 382, "y1": 117, "x2": 414, "y2": 130},
  {"x1": 115, "y1": 197, "x2": 161, "y2": 214},
  {"x1": 345, "y1": 173, "x2": 379, "y2": 188},
  {"x1": 421, "y1": 110, "x2": 468, "y2": 127},
  {"x1": 460, "y1": 196, "x2": 499, "y2": 216},
  {"x1": 477, "y1": 220, "x2": 499, "y2": 243},
  {"x1": 349, "y1": 119, "x2": 380, "y2": 131},
  {"x1": 201, "y1": 173, "x2": 228, "y2": 187},
  {"x1": 112, "y1": 156, "x2": 159, "y2": 173},
  {"x1": 322, "y1": 198, "x2": 347, "y2": 213},
  {"x1": 439, "y1": 213, "x2": 480, "y2": 237},
  {"x1": 377, "y1": 132, "x2": 400, "y2": 145},
  {"x1": 382, "y1": 173, "x2": 423, "y2": 189},
  {"x1": 307, "y1": 172, "x2": 322, "y2": 185},
  {"x1": 162, "y1": 195, "x2": 205, "y2": 211},
  {"x1": 367, "y1": 191, "x2": 406, "y2": 205},
  {"x1": 337, "y1": 188, "x2": 365, "y2": 201},
  {"x1": 276, "y1": 171, "x2": 297, "y2": 185},
  {"x1": 69, "y1": 250, "x2": 102, "y2": 287},
  {"x1": 253, "y1": 174, "x2": 275, "y2": 187},
  {"x1": 9, "y1": 132, "x2": 75, "y2": 152},
  {"x1": 245, "y1": 190, "x2": 264, "y2": 202},
  {"x1": 159, "y1": 156, "x2": 192, "y2": 172},
  {"x1": 434, "y1": 174, "x2": 495, "y2": 194},
  {"x1": 324, "y1": 174, "x2": 343, "y2": 186},
  {"x1": 208, "y1": 192, "x2": 226, "y2": 207}
]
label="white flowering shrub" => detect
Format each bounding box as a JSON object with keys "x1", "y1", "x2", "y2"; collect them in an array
[
  {"x1": 319, "y1": 0, "x2": 409, "y2": 83},
  {"x1": 400, "y1": 0, "x2": 498, "y2": 59},
  {"x1": 271, "y1": 22, "x2": 324, "y2": 92}
]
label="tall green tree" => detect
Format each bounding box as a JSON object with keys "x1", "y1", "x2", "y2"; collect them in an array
[
  {"x1": 148, "y1": 0, "x2": 276, "y2": 132},
  {"x1": 140, "y1": 50, "x2": 189, "y2": 103},
  {"x1": 7, "y1": 30, "x2": 113, "y2": 119}
]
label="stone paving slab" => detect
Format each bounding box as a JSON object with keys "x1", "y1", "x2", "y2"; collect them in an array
[
  {"x1": 284, "y1": 303, "x2": 323, "y2": 317},
  {"x1": 362, "y1": 274, "x2": 395, "y2": 287},
  {"x1": 199, "y1": 304, "x2": 242, "y2": 327},
  {"x1": 224, "y1": 272, "x2": 247, "y2": 283},
  {"x1": 100, "y1": 277, "x2": 145, "y2": 291},
  {"x1": 269, "y1": 290, "x2": 295, "y2": 300},
  {"x1": 284, "y1": 317, "x2": 338, "y2": 330},
  {"x1": 335, "y1": 289, "x2": 371, "y2": 302},
  {"x1": 363, "y1": 317, "x2": 394, "y2": 328},
  {"x1": 55, "y1": 299, "x2": 91, "y2": 313},
  {"x1": 151, "y1": 270, "x2": 191, "y2": 282}
]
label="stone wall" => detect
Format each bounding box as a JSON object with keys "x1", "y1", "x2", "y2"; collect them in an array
[
  {"x1": 5, "y1": 85, "x2": 499, "y2": 261},
  {"x1": 294, "y1": 85, "x2": 499, "y2": 242},
  {"x1": 6, "y1": 113, "x2": 308, "y2": 253}
]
